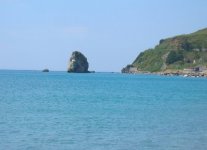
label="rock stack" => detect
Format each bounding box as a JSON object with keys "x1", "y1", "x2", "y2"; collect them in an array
[{"x1": 67, "y1": 51, "x2": 89, "y2": 73}]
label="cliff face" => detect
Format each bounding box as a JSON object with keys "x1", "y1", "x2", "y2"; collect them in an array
[
  {"x1": 67, "y1": 51, "x2": 89, "y2": 73},
  {"x1": 122, "y1": 28, "x2": 207, "y2": 73},
  {"x1": 121, "y1": 65, "x2": 138, "y2": 73}
]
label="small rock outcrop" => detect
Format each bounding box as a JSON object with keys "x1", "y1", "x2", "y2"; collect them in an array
[
  {"x1": 67, "y1": 51, "x2": 89, "y2": 73},
  {"x1": 42, "y1": 69, "x2": 49, "y2": 72}
]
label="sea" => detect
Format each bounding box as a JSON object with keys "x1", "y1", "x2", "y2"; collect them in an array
[{"x1": 0, "y1": 70, "x2": 207, "y2": 150}]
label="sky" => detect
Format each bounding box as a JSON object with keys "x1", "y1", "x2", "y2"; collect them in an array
[{"x1": 0, "y1": 0, "x2": 207, "y2": 72}]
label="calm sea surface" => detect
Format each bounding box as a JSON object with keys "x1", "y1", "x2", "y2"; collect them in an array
[{"x1": 0, "y1": 70, "x2": 207, "y2": 150}]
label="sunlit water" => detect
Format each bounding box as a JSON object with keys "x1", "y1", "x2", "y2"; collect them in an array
[{"x1": 0, "y1": 71, "x2": 207, "y2": 150}]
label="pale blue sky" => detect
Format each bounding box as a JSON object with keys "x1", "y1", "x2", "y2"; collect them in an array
[{"x1": 0, "y1": 0, "x2": 207, "y2": 71}]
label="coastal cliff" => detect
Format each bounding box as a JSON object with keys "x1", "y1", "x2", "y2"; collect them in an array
[
  {"x1": 67, "y1": 51, "x2": 89, "y2": 73},
  {"x1": 122, "y1": 28, "x2": 207, "y2": 76}
]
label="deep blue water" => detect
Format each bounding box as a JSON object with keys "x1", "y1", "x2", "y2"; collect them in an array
[{"x1": 0, "y1": 70, "x2": 207, "y2": 150}]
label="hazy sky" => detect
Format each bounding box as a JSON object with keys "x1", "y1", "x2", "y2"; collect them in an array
[{"x1": 0, "y1": 0, "x2": 207, "y2": 71}]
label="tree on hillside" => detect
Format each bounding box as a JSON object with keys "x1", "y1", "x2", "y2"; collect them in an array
[{"x1": 166, "y1": 51, "x2": 184, "y2": 64}]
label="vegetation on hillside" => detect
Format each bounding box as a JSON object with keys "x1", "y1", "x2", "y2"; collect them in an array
[{"x1": 131, "y1": 28, "x2": 207, "y2": 72}]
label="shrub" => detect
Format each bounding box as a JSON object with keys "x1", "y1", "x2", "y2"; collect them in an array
[{"x1": 166, "y1": 51, "x2": 184, "y2": 64}]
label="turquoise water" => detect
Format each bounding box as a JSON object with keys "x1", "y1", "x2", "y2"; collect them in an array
[{"x1": 0, "y1": 71, "x2": 207, "y2": 150}]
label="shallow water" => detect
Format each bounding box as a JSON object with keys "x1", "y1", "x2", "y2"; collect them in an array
[{"x1": 0, "y1": 71, "x2": 207, "y2": 150}]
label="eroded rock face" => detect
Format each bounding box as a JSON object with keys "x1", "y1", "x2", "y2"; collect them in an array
[
  {"x1": 121, "y1": 65, "x2": 138, "y2": 73},
  {"x1": 67, "y1": 51, "x2": 89, "y2": 73}
]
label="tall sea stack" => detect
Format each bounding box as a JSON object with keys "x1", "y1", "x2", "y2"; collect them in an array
[{"x1": 67, "y1": 51, "x2": 89, "y2": 73}]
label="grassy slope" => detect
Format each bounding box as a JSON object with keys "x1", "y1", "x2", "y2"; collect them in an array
[{"x1": 132, "y1": 28, "x2": 207, "y2": 72}]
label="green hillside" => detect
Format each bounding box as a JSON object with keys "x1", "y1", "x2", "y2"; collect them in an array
[{"x1": 128, "y1": 28, "x2": 207, "y2": 72}]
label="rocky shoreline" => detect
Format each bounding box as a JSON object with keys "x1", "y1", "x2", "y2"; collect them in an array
[
  {"x1": 122, "y1": 68, "x2": 207, "y2": 78},
  {"x1": 122, "y1": 64, "x2": 207, "y2": 78},
  {"x1": 157, "y1": 71, "x2": 207, "y2": 78},
  {"x1": 123, "y1": 71, "x2": 207, "y2": 78}
]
